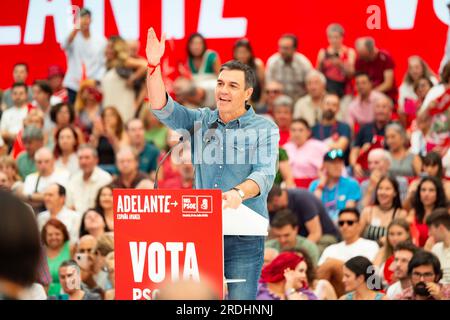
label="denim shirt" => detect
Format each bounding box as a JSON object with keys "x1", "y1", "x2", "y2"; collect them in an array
[{"x1": 152, "y1": 95, "x2": 280, "y2": 218}]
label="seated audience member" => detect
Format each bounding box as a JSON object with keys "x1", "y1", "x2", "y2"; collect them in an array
[
  {"x1": 1, "y1": 63, "x2": 33, "y2": 110},
  {"x1": 47, "y1": 65, "x2": 68, "y2": 103},
  {"x1": 386, "y1": 242, "x2": 418, "y2": 299},
  {"x1": 65, "y1": 145, "x2": 112, "y2": 214},
  {"x1": 0, "y1": 190, "x2": 42, "y2": 300},
  {"x1": 293, "y1": 70, "x2": 326, "y2": 127},
  {"x1": 265, "y1": 33, "x2": 313, "y2": 101},
  {"x1": 360, "y1": 176, "x2": 408, "y2": 242},
  {"x1": 54, "y1": 126, "x2": 80, "y2": 175},
  {"x1": 283, "y1": 118, "x2": 329, "y2": 180},
  {"x1": 426, "y1": 208, "x2": 450, "y2": 283},
  {"x1": 398, "y1": 250, "x2": 450, "y2": 300},
  {"x1": 312, "y1": 94, "x2": 351, "y2": 157},
  {"x1": 0, "y1": 156, "x2": 24, "y2": 194},
  {"x1": 58, "y1": 260, "x2": 101, "y2": 300},
  {"x1": 31, "y1": 80, "x2": 56, "y2": 133},
  {"x1": 272, "y1": 95, "x2": 293, "y2": 146},
  {"x1": 16, "y1": 126, "x2": 44, "y2": 179},
  {"x1": 126, "y1": 118, "x2": 160, "y2": 179},
  {"x1": 92, "y1": 233, "x2": 114, "y2": 291},
  {"x1": 316, "y1": 23, "x2": 355, "y2": 99},
  {"x1": 257, "y1": 252, "x2": 318, "y2": 300},
  {"x1": 94, "y1": 185, "x2": 114, "y2": 231},
  {"x1": 407, "y1": 177, "x2": 447, "y2": 247},
  {"x1": 372, "y1": 219, "x2": 412, "y2": 285},
  {"x1": 405, "y1": 152, "x2": 450, "y2": 210},
  {"x1": 347, "y1": 72, "x2": 384, "y2": 129},
  {"x1": 139, "y1": 107, "x2": 168, "y2": 151},
  {"x1": 265, "y1": 209, "x2": 320, "y2": 265},
  {"x1": 90, "y1": 106, "x2": 129, "y2": 175},
  {"x1": 75, "y1": 235, "x2": 101, "y2": 295},
  {"x1": 104, "y1": 252, "x2": 115, "y2": 300},
  {"x1": 318, "y1": 208, "x2": 379, "y2": 265},
  {"x1": 398, "y1": 56, "x2": 437, "y2": 127},
  {"x1": 74, "y1": 80, "x2": 102, "y2": 138},
  {"x1": 42, "y1": 219, "x2": 74, "y2": 297},
  {"x1": 256, "y1": 81, "x2": 284, "y2": 115},
  {"x1": 12, "y1": 108, "x2": 46, "y2": 159},
  {"x1": 37, "y1": 183, "x2": 81, "y2": 243},
  {"x1": 385, "y1": 123, "x2": 421, "y2": 177},
  {"x1": 340, "y1": 256, "x2": 386, "y2": 300},
  {"x1": 267, "y1": 185, "x2": 340, "y2": 252},
  {"x1": 111, "y1": 146, "x2": 152, "y2": 189},
  {"x1": 350, "y1": 94, "x2": 393, "y2": 178},
  {"x1": 359, "y1": 148, "x2": 408, "y2": 210},
  {"x1": 79, "y1": 209, "x2": 108, "y2": 239},
  {"x1": 21, "y1": 147, "x2": 70, "y2": 212},
  {"x1": 49, "y1": 102, "x2": 84, "y2": 149},
  {"x1": 309, "y1": 149, "x2": 361, "y2": 222},
  {"x1": 354, "y1": 37, "x2": 397, "y2": 102}
]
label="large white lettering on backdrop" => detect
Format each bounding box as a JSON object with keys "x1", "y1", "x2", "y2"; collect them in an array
[{"x1": 0, "y1": 0, "x2": 449, "y2": 46}]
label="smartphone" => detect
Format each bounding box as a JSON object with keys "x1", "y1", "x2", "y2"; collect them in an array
[{"x1": 75, "y1": 253, "x2": 91, "y2": 270}]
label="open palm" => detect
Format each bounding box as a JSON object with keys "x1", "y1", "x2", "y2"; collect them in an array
[{"x1": 146, "y1": 27, "x2": 166, "y2": 66}]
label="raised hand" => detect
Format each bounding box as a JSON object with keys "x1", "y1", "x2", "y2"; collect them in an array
[{"x1": 146, "y1": 27, "x2": 166, "y2": 66}]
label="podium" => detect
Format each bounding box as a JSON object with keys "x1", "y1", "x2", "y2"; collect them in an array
[{"x1": 113, "y1": 188, "x2": 268, "y2": 300}]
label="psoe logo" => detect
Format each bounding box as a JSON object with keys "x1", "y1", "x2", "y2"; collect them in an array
[
  {"x1": 197, "y1": 196, "x2": 212, "y2": 214},
  {"x1": 182, "y1": 196, "x2": 198, "y2": 213}
]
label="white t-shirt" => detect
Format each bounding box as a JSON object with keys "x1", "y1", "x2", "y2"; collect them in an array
[
  {"x1": 37, "y1": 207, "x2": 81, "y2": 244},
  {"x1": 431, "y1": 242, "x2": 450, "y2": 284},
  {"x1": 23, "y1": 169, "x2": 70, "y2": 196},
  {"x1": 62, "y1": 32, "x2": 107, "y2": 91},
  {"x1": 318, "y1": 238, "x2": 379, "y2": 265},
  {"x1": 386, "y1": 281, "x2": 403, "y2": 300},
  {"x1": 55, "y1": 153, "x2": 80, "y2": 177},
  {"x1": 0, "y1": 106, "x2": 28, "y2": 136}
]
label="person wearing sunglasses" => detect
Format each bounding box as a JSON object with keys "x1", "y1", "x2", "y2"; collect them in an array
[
  {"x1": 316, "y1": 208, "x2": 379, "y2": 297},
  {"x1": 398, "y1": 250, "x2": 450, "y2": 300},
  {"x1": 256, "y1": 81, "x2": 284, "y2": 116},
  {"x1": 309, "y1": 149, "x2": 361, "y2": 222}
]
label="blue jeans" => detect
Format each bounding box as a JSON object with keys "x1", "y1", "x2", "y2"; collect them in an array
[{"x1": 224, "y1": 235, "x2": 264, "y2": 300}]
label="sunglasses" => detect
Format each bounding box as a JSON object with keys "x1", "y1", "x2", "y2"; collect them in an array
[
  {"x1": 338, "y1": 220, "x2": 357, "y2": 227},
  {"x1": 325, "y1": 149, "x2": 344, "y2": 160}
]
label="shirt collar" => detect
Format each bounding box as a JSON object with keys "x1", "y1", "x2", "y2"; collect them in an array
[{"x1": 208, "y1": 104, "x2": 255, "y2": 128}]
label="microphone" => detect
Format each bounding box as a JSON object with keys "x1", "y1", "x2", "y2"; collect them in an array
[{"x1": 153, "y1": 122, "x2": 219, "y2": 189}]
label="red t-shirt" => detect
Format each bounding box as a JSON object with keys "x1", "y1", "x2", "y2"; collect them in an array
[
  {"x1": 279, "y1": 129, "x2": 290, "y2": 146},
  {"x1": 355, "y1": 50, "x2": 398, "y2": 102}
]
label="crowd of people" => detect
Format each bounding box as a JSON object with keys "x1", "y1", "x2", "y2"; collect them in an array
[{"x1": 0, "y1": 8, "x2": 449, "y2": 300}]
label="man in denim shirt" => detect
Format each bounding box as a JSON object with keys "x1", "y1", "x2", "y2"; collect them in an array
[{"x1": 145, "y1": 28, "x2": 279, "y2": 299}]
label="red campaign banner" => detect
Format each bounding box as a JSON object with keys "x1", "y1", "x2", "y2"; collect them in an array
[
  {"x1": 0, "y1": 0, "x2": 448, "y2": 89},
  {"x1": 113, "y1": 188, "x2": 223, "y2": 300}
]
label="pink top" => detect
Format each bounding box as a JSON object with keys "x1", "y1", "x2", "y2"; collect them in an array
[
  {"x1": 348, "y1": 90, "x2": 384, "y2": 128},
  {"x1": 283, "y1": 139, "x2": 329, "y2": 179}
]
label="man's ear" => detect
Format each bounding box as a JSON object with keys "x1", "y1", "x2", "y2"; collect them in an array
[{"x1": 245, "y1": 87, "x2": 254, "y2": 102}]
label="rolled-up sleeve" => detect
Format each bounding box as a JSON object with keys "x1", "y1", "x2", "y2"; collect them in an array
[
  {"x1": 246, "y1": 123, "x2": 280, "y2": 197},
  {"x1": 151, "y1": 94, "x2": 204, "y2": 131}
]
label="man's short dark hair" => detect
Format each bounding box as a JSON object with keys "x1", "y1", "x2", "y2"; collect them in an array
[
  {"x1": 280, "y1": 33, "x2": 298, "y2": 49},
  {"x1": 219, "y1": 60, "x2": 256, "y2": 89},
  {"x1": 354, "y1": 71, "x2": 371, "y2": 81},
  {"x1": 14, "y1": 62, "x2": 29, "y2": 72},
  {"x1": 12, "y1": 82, "x2": 28, "y2": 92},
  {"x1": 338, "y1": 207, "x2": 360, "y2": 220},
  {"x1": 393, "y1": 241, "x2": 418, "y2": 255},
  {"x1": 268, "y1": 184, "x2": 283, "y2": 204},
  {"x1": 80, "y1": 8, "x2": 91, "y2": 17},
  {"x1": 408, "y1": 250, "x2": 442, "y2": 281},
  {"x1": 270, "y1": 209, "x2": 298, "y2": 229},
  {"x1": 52, "y1": 183, "x2": 66, "y2": 197},
  {"x1": 33, "y1": 80, "x2": 53, "y2": 97},
  {"x1": 59, "y1": 259, "x2": 81, "y2": 274},
  {"x1": 0, "y1": 190, "x2": 41, "y2": 287},
  {"x1": 426, "y1": 208, "x2": 450, "y2": 230}
]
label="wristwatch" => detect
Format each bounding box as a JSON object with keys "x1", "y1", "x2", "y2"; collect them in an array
[{"x1": 231, "y1": 187, "x2": 245, "y2": 199}]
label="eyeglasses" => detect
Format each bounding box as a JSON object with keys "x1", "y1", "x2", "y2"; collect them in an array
[
  {"x1": 411, "y1": 271, "x2": 435, "y2": 280},
  {"x1": 326, "y1": 149, "x2": 344, "y2": 160},
  {"x1": 338, "y1": 220, "x2": 357, "y2": 227}
]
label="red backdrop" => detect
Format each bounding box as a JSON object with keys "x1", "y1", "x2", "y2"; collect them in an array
[{"x1": 0, "y1": 0, "x2": 447, "y2": 89}]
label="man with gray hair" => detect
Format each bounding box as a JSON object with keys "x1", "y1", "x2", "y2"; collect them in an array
[
  {"x1": 355, "y1": 36, "x2": 397, "y2": 102},
  {"x1": 16, "y1": 126, "x2": 44, "y2": 179},
  {"x1": 358, "y1": 148, "x2": 408, "y2": 210},
  {"x1": 58, "y1": 260, "x2": 101, "y2": 300},
  {"x1": 111, "y1": 146, "x2": 152, "y2": 189},
  {"x1": 21, "y1": 147, "x2": 70, "y2": 212},
  {"x1": 293, "y1": 70, "x2": 327, "y2": 127},
  {"x1": 66, "y1": 144, "x2": 112, "y2": 214},
  {"x1": 272, "y1": 95, "x2": 294, "y2": 146}
]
